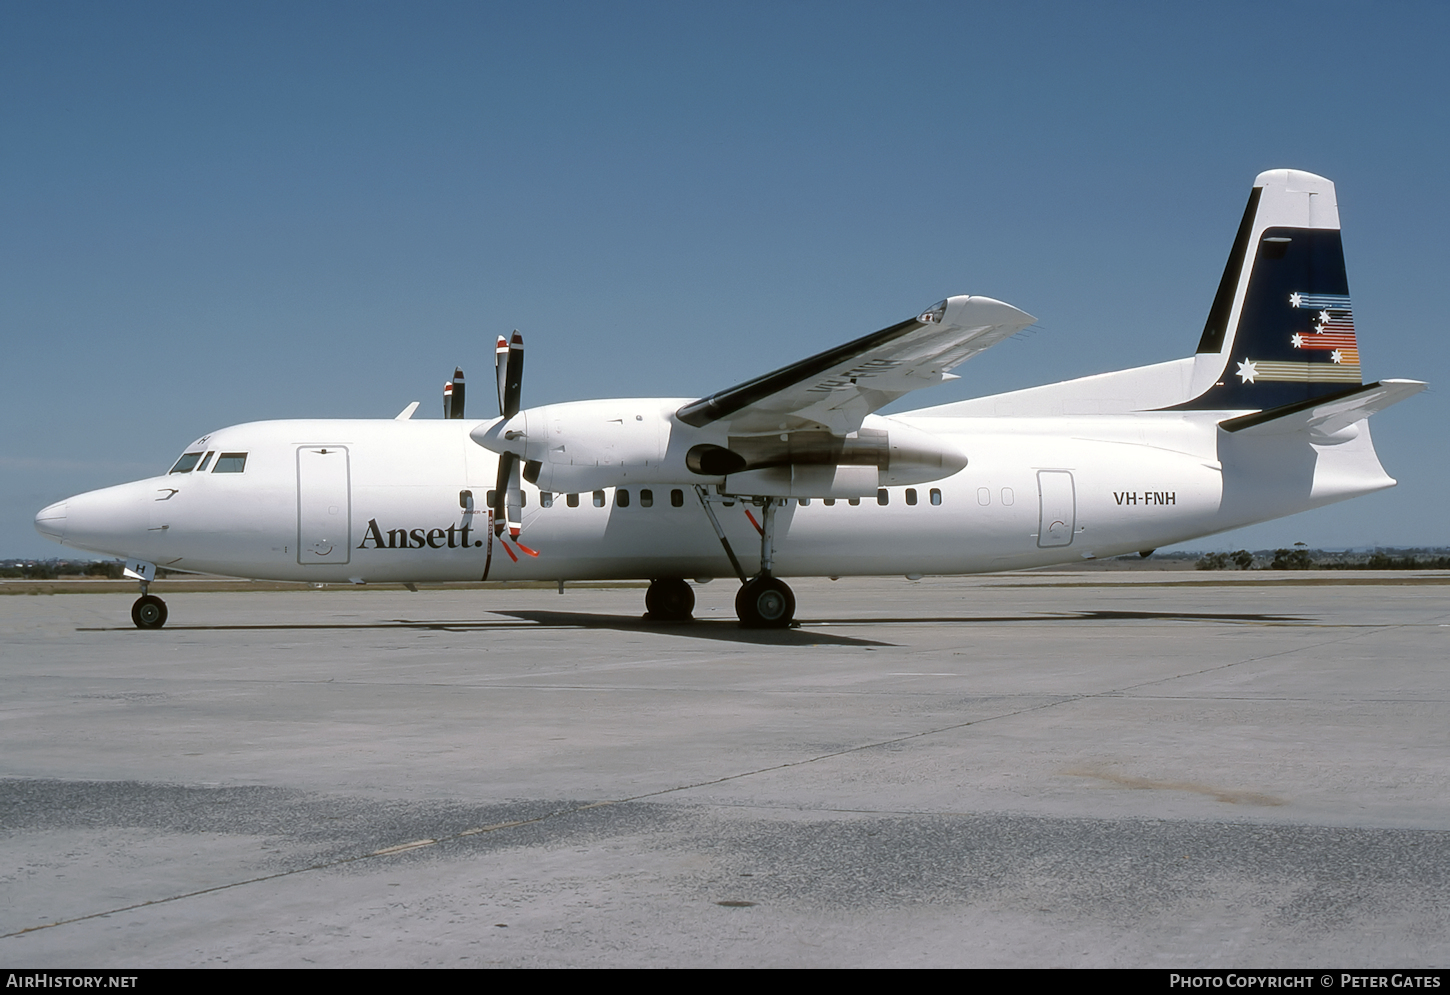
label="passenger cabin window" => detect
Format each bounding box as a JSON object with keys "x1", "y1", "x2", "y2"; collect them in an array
[
  {"x1": 639, "y1": 489, "x2": 653, "y2": 508},
  {"x1": 671, "y1": 489, "x2": 684, "y2": 507},
  {"x1": 616, "y1": 489, "x2": 630, "y2": 508},
  {"x1": 169, "y1": 452, "x2": 204, "y2": 474},
  {"x1": 905, "y1": 488, "x2": 918, "y2": 506},
  {"x1": 824, "y1": 498, "x2": 836, "y2": 506},
  {"x1": 592, "y1": 490, "x2": 605, "y2": 508},
  {"x1": 212, "y1": 453, "x2": 248, "y2": 473},
  {"x1": 848, "y1": 497, "x2": 860, "y2": 506},
  {"x1": 930, "y1": 488, "x2": 942, "y2": 506},
  {"x1": 798, "y1": 498, "x2": 810, "y2": 506},
  {"x1": 567, "y1": 493, "x2": 580, "y2": 508},
  {"x1": 540, "y1": 492, "x2": 554, "y2": 508},
  {"x1": 485, "y1": 489, "x2": 526, "y2": 507},
  {"x1": 877, "y1": 489, "x2": 889, "y2": 506}
]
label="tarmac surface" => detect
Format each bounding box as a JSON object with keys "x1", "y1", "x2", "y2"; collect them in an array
[{"x1": 1, "y1": 573, "x2": 1447, "y2": 967}]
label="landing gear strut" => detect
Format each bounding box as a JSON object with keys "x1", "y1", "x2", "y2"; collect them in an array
[
  {"x1": 645, "y1": 577, "x2": 695, "y2": 621},
  {"x1": 131, "y1": 594, "x2": 168, "y2": 629},
  {"x1": 740, "y1": 496, "x2": 795, "y2": 629},
  {"x1": 692, "y1": 487, "x2": 797, "y2": 629}
]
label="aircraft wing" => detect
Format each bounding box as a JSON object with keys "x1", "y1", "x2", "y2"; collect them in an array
[{"x1": 675, "y1": 295, "x2": 1036, "y2": 435}]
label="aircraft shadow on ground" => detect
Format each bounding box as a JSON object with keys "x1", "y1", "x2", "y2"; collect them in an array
[
  {"x1": 806, "y1": 610, "x2": 1309, "y2": 625},
  {"x1": 81, "y1": 608, "x2": 1308, "y2": 645}
]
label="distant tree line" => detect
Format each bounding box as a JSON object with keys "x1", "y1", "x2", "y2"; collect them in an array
[
  {"x1": 1, "y1": 560, "x2": 126, "y2": 579},
  {"x1": 1196, "y1": 547, "x2": 1450, "y2": 570}
]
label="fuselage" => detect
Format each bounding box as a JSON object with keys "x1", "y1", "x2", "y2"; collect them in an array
[{"x1": 33, "y1": 400, "x2": 1394, "y2": 584}]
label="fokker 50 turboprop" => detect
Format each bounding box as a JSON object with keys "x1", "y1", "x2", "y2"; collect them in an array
[{"x1": 35, "y1": 170, "x2": 1425, "y2": 629}]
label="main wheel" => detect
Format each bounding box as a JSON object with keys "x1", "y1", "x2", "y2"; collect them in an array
[
  {"x1": 645, "y1": 577, "x2": 695, "y2": 621},
  {"x1": 131, "y1": 594, "x2": 168, "y2": 630},
  {"x1": 735, "y1": 577, "x2": 795, "y2": 629}
]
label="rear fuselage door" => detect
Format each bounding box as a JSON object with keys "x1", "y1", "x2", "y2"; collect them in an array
[
  {"x1": 1036, "y1": 469, "x2": 1076, "y2": 548},
  {"x1": 297, "y1": 446, "x2": 351, "y2": 565}
]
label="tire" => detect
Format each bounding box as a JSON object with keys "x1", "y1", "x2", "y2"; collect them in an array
[
  {"x1": 131, "y1": 594, "x2": 168, "y2": 629},
  {"x1": 735, "y1": 577, "x2": 795, "y2": 629},
  {"x1": 645, "y1": 578, "x2": 695, "y2": 621}
]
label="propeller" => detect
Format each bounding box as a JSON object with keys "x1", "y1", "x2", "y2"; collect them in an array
[
  {"x1": 492, "y1": 332, "x2": 531, "y2": 547},
  {"x1": 443, "y1": 367, "x2": 465, "y2": 419}
]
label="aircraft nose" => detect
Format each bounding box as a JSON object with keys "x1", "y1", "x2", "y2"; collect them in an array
[
  {"x1": 34, "y1": 500, "x2": 67, "y2": 541},
  {"x1": 44, "y1": 481, "x2": 153, "y2": 555}
]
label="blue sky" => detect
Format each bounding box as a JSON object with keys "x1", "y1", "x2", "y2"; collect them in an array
[{"x1": 4, "y1": 1, "x2": 1447, "y2": 557}]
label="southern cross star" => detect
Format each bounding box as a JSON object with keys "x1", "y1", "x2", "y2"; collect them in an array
[
  {"x1": 1291, "y1": 333, "x2": 1304, "y2": 348},
  {"x1": 1236, "y1": 359, "x2": 1258, "y2": 384},
  {"x1": 1290, "y1": 292, "x2": 1303, "y2": 308}
]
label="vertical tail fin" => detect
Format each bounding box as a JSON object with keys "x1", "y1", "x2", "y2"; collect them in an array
[{"x1": 1179, "y1": 169, "x2": 1360, "y2": 410}]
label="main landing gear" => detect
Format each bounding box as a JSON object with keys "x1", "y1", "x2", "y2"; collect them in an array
[
  {"x1": 690, "y1": 486, "x2": 797, "y2": 629},
  {"x1": 131, "y1": 593, "x2": 168, "y2": 629},
  {"x1": 735, "y1": 575, "x2": 795, "y2": 628},
  {"x1": 645, "y1": 577, "x2": 695, "y2": 621}
]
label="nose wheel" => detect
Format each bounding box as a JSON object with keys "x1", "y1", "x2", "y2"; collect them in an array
[
  {"x1": 735, "y1": 576, "x2": 795, "y2": 629},
  {"x1": 131, "y1": 594, "x2": 168, "y2": 629},
  {"x1": 645, "y1": 577, "x2": 695, "y2": 622}
]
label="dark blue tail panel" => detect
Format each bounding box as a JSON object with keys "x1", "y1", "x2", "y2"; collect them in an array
[{"x1": 1177, "y1": 225, "x2": 1359, "y2": 410}]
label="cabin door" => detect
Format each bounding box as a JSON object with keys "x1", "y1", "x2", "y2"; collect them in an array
[
  {"x1": 297, "y1": 446, "x2": 351, "y2": 565},
  {"x1": 1036, "y1": 470, "x2": 1076, "y2": 548}
]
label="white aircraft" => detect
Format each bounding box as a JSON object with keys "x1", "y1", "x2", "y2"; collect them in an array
[{"x1": 35, "y1": 169, "x2": 1425, "y2": 629}]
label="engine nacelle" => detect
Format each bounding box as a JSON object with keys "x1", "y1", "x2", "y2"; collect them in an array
[
  {"x1": 721, "y1": 418, "x2": 967, "y2": 497},
  {"x1": 470, "y1": 402, "x2": 966, "y2": 497},
  {"x1": 471, "y1": 399, "x2": 686, "y2": 494}
]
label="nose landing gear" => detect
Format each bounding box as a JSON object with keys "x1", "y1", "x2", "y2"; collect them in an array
[
  {"x1": 131, "y1": 594, "x2": 168, "y2": 629},
  {"x1": 123, "y1": 560, "x2": 166, "y2": 628}
]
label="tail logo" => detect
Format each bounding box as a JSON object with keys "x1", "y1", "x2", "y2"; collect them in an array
[
  {"x1": 1288, "y1": 292, "x2": 1359, "y2": 368},
  {"x1": 1234, "y1": 291, "x2": 1361, "y2": 386}
]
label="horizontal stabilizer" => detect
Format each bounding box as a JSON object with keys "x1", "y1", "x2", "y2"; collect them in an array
[{"x1": 1218, "y1": 379, "x2": 1426, "y2": 438}]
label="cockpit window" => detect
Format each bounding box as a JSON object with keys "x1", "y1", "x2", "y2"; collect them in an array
[
  {"x1": 169, "y1": 452, "x2": 204, "y2": 474},
  {"x1": 212, "y1": 453, "x2": 248, "y2": 473},
  {"x1": 196, "y1": 451, "x2": 215, "y2": 472}
]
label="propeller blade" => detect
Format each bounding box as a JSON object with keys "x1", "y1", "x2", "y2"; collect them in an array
[
  {"x1": 506, "y1": 455, "x2": 523, "y2": 539},
  {"x1": 502, "y1": 331, "x2": 524, "y2": 418},
  {"x1": 494, "y1": 336, "x2": 510, "y2": 416},
  {"x1": 493, "y1": 452, "x2": 514, "y2": 537},
  {"x1": 445, "y1": 368, "x2": 465, "y2": 419},
  {"x1": 492, "y1": 452, "x2": 525, "y2": 540}
]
